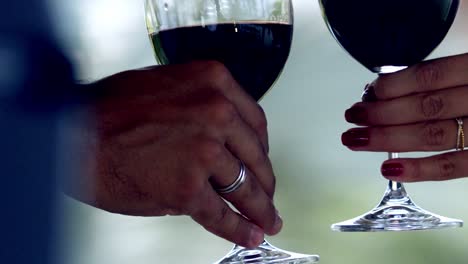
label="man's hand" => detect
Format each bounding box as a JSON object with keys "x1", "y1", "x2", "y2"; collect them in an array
[{"x1": 65, "y1": 61, "x2": 282, "y2": 248}]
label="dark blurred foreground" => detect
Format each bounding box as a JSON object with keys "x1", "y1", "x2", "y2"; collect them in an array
[{"x1": 1, "y1": 1, "x2": 75, "y2": 263}]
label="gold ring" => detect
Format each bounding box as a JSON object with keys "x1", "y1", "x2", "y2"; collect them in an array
[{"x1": 456, "y1": 118, "x2": 465, "y2": 151}]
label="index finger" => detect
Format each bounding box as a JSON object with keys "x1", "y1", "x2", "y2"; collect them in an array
[{"x1": 373, "y1": 53, "x2": 468, "y2": 100}]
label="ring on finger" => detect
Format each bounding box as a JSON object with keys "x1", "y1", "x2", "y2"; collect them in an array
[
  {"x1": 456, "y1": 117, "x2": 465, "y2": 151},
  {"x1": 215, "y1": 161, "x2": 247, "y2": 194}
]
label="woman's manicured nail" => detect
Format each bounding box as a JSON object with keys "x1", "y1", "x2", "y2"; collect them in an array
[
  {"x1": 362, "y1": 84, "x2": 377, "y2": 102},
  {"x1": 345, "y1": 106, "x2": 368, "y2": 124},
  {"x1": 341, "y1": 128, "x2": 370, "y2": 147},
  {"x1": 381, "y1": 163, "x2": 404, "y2": 177}
]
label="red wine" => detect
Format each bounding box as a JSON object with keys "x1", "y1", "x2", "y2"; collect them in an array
[
  {"x1": 320, "y1": 0, "x2": 459, "y2": 73},
  {"x1": 150, "y1": 22, "x2": 293, "y2": 101}
]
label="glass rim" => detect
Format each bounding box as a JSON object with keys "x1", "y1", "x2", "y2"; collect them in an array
[{"x1": 145, "y1": 0, "x2": 293, "y2": 33}]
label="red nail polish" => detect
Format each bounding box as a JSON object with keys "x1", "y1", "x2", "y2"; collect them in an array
[
  {"x1": 381, "y1": 163, "x2": 404, "y2": 177},
  {"x1": 342, "y1": 128, "x2": 369, "y2": 147},
  {"x1": 345, "y1": 106, "x2": 368, "y2": 124}
]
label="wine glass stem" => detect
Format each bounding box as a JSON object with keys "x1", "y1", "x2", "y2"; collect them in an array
[
  {"x1": 388, "y1": 152, "x2": 400, "y2": 191},
  {"x1": 214, "y1": 0, "x2": 221, "y2": 13}
]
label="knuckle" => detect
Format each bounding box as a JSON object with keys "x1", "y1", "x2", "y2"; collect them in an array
[
  {"x1": 207, "y1": 95, "x2": 238, "y2": 128},
  {"x1": 408, "y1": 159, "x2": 423, "y2": 182},
  {"x1": 372, "y1": 78, "x2": 390, "y2": 99},
  {"x1": 204, "y1": 61, "x2": 232, "y2": 85},
  {"x1": 436, "y1": 156, "x2": 456, "y2": 181},
  {"x1": 196, "y1": 139, "x2": 225, "y2": 165},
  {"x1": 373, "y1": 127, "x2": 392, "y2": 149},
  {"x1": 419, "y1": 93, "x2": 444, "y2": 119},
  {"x1": 372, "y1": 103, "x2": 388, "y2": 124},
  {"x1": 421, "y1": 122, "x2": 447, "y2": 149},
  {"x1": 205, "y1": 60, "x2": 228, "y2": 73},
  {"x1": 415, "y1": 62, "x2": 443, "y2": 91}
]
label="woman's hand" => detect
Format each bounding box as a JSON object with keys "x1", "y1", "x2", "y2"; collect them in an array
[
  {"x1": 64, "y1": 61, "x2": 282, "y2": 248},
  {"x1": 342, "y1": 53, "x2": 468, "y2": 182}
]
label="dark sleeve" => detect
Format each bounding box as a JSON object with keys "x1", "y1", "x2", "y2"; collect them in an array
[{"x1": 0, "y1": 1, "x2": 75, "y2": 264}]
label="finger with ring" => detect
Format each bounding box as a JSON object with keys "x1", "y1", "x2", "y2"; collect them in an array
[
  {"x1": 209, "y1": 156, "x2": 280, "y2": 236},
  {"x1": 215, "y1": 161, "x2": 247, "y2": 194}
]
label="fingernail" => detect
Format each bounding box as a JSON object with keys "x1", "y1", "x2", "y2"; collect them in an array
[
  {"x1": 362, "y1": 84, "x2": 377, "y2": 102},
  {"x1": 381, "y1": 163, "x2": 404, "y2": 177},
  {"x1": 273, "y1": 212, "x2": 283, "y2": 234},
  {"x1": 248, "y1": 225, "x2": 264, "y2": 248},
  {"x1": 345, "y1": 106, "x2": 368, "y2": 124},
  {"x1": 341, "y1": 128, "x2": 370, "y2": 147}
]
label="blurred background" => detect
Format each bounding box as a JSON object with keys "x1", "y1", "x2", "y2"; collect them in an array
[{"x1": 48, "y1": 0, "x2": 468, "y2": 263}]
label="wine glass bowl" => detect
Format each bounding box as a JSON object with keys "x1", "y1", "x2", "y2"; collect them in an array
[
  {"x1": 319, "y1": 0, "x2": 463, "y2": 232},
  {"x1": 146, "y1": 0, "x2": 294, "y2": 101},
  {"x1": 319, "y1": 0, "x2": 460, "y2": 73},
  {"x1": 145, "y1": 0, "x2": 319, "y2": 262}
]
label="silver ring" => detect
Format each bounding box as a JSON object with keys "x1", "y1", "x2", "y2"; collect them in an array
[{"x1": 215, "y1": 161, "x2": 247, "y2": 194}]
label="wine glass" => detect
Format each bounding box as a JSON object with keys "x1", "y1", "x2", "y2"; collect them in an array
[
  {"x1": 145, "y1": 0, "x2": 320, "y2": 262},
  {"x1": 319, "y1": 0, "x2": 463, "y2": 231}
]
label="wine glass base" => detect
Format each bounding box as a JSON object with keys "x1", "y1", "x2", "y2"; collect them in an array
[
  {"x1": 331, "y1": 203, "x2": 463, "y2": 232},
  {"x1": 331, "y1": 182, "x2": 463, "y2": 232},
  {"x1": 214, "y1": 240, "x2": 320, "y2": 264}
]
